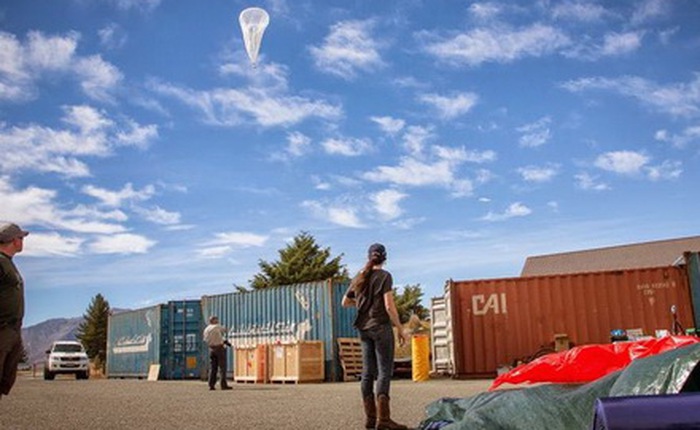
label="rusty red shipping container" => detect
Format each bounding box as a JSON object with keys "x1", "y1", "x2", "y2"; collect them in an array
[{"x1": 448, "y1": 265, "x2": 695, "y2": 378}]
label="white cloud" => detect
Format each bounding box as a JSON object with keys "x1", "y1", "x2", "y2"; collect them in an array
[
  {"x1": 419, "y1": 24, "x2": 571, "y2": 67},
  {"x1": 468, "y1": 3, "x2": 503, "y2": 21},
  {"x1": 204, "y1": 231, "x2": 269, "y2": 248},
  {"x1": 111, "y1": 0, "x2": 162, "y2": 12},
  {"x1": 517, "y1": 117, "x2": 552, "y2": 148},
  {"x1": 594, "y1": 150, "x2": 650, "y2": 175},
  {"x1": 98, "y1": 23, "x2": 127, "y2": 50},
  {"x1": 88, "y1": 233, "x2": 156, "y2": 254},
  {"x1": 575, "y1": 172, "x2": 610, "y2": 191},
  {"x1": 150, "y1": 82, "x2": 342, "y2": 127},
  {"x1": 402, "y1": 125, "x2": 434, "y2": 156},
  {"x1": 517, "y1": 164, "x2": 560, "y2": 182},
  {"x1": 655, "y1": 126, "x2": 700, "y2": 148},
  {"x1": 0, "y1": 31, "x2": 121, "y2": 102},
  {"x1": 23, "y1": 232, "x2": 84, "y2": 257},
  {"x1": 371, "y1": 189, "x2": 407, "y2": 221},
  {"x1": 301, "y1": 200, "x2": 364, "y2": 228},
  {"x1": 0, "y1": 176, "x2": 127, "y2": 235},
  {"x1": 645, "y1": 160, "x2": 682, "y2": 181},
  {"x1": 601, "y1": 31, "x2": 643, "y2": 56},
  {"x1": 560, "y1": 74, "x2": 700, "y2": 118},
  {"x1": 321, "y1": 137, "x2": 373, "y2": 156},
  {"x1": 418, "y1": 92, "x2": 478, "y2": 120},
  {"x1": 82, "y1": 183, "x2": 156, "y2": 207},
  {"x1": 551, "y1": 1, "x2": 607, "y2": 22},
  {"x1": 309, "y1": 19, "x2": 385, "y2": 80},
  {"x1": 631, "y1": 0, "x2": 670, "y2": 25},
  {"x1": 133, "y1": 206, "x2": 181, "y2": 225},
  {"x1": 481, "y1": 202, "x2": 532, "y2": 222},
  {"x1": 0, "y1": 105, "x2": 158, "y2": 178},
  {"x1": 371, "y1": 116, "x2": 405, "y2": 135}
]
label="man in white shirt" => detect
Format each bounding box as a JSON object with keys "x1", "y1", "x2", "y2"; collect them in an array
[{"x1": 203, "y1": 316, "x2": 232, "y2": 390}]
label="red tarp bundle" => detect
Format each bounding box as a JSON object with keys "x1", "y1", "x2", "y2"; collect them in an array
[{"x1": 490, "y1": 336, "x2": 700, "y2": 391}]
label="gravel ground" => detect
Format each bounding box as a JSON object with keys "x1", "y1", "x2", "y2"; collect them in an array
[{"x1": 0, "y1": 374, "x2": 492, "y2": 430}]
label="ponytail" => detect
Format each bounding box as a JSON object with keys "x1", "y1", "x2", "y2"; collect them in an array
[{"x1": 351, "y1": 253, "x2": 385, "y2": 295}]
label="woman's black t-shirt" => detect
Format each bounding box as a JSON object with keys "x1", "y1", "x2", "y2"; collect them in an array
[{"x1": 349, "y1": 269, "x2": 393, "y2": 331}]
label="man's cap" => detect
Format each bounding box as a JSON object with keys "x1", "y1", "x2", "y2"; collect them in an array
[
  {"x1": 0, "y1": 223, "x2": 29, "y2": 243},
  {"x1": 368, "y1": 243, "x2": 387, "y2": 261}
]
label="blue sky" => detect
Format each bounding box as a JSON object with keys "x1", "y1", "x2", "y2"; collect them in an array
[{"x1": 2, "y1": 0, "x2": 699, "y2": 327}]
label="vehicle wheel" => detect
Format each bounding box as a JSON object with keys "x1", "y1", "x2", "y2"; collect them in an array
[
  {"x1": 77, "y1": 371, "x2": 89, "y2": 380},
  {"x1": 44, "y1": 370, "x2": 55, "y2": 380}
]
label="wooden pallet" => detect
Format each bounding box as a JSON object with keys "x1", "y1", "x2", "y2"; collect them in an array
[{"x1": 337, "y1": 337, "x2": 362, "y2": 382}]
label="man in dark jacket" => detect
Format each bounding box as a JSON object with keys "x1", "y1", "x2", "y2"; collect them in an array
[{"x1": 0, "y1": 222, "x2": 29, "y2": 399}]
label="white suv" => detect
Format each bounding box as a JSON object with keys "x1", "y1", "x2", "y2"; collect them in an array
[{"x1": 44, "y1": 340, "x2": 90, "y2": 380}]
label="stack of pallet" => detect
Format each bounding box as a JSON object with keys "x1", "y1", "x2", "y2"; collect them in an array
[{"x1": 337, "y1": 337, "x2": 362, "y2": 381}]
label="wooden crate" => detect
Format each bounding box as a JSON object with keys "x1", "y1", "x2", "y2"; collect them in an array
[
  {"x1": 337, "y1": 337, "x2": 362, "y2": 381},
  {"x1": 268, "y1": 341, "x2": 324, "y2": 383},
  {"x1": 234, "y1": 344, "x2": 268, "y2": 383}
]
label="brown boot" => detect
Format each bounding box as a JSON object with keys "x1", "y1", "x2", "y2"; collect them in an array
[
  {"x1": 363, "y1": 395, "x2": 377, "y2": 429},
  {"x1": 376, "y1": 394, "x2": 408, "y2": 430}
]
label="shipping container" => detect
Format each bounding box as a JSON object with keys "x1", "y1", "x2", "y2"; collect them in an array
[
  {"x1": 201, "y1": 279, "x2": 357, "y2": 382},
  {"x1": 444, "y1": 264, "x2": 695, "y2": 378},
  {"x1": 106, "y1": 300, "x2": 203, "y2": 379},
  {"x1": 687, "y1": 252, "x2": 700, "y2": 329}
]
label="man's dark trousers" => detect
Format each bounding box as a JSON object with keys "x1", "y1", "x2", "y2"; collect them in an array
[{"x1": 208, "y1": 345, "x2": 229, "y2": 389}]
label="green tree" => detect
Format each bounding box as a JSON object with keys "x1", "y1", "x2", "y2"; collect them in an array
[
  {"x1": 250, "y1": 231, "x2": 348, "y2": 289},
  {"x1": 393, "y1": 284, "x2": 429, "y2": 323},
  {"x1": 76, "y1": 293, "x2": 111, "y2": 370}
]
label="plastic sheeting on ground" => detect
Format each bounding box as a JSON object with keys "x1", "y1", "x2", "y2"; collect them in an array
[
  {"x1": 419, "y1": 342, "x2": 700, "y2": 430},
  {"x1": 491, "y1": 336, "x2": 700, "y2": 390}
]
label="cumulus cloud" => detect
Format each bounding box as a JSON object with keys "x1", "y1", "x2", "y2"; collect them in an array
[
  {"x1": 418, "y1": 92, "x2": 478, "y2": 120},
  {"x1": 481, "y1": 202, "x2": 532, "y2": 221},
  {"x1": 371, "y1": 116, "x2": 405, "y2": 135},
  {"x1": 594, "y1": 150, "x2": 650, "y2": 175},
  {"x1": 517, "y1": 117, "x2": 552, "y2": 148},
  {"x1": 575, "y1": 172, "x2": 610, "y2": 191},
  {"x1": 517, "y1": 164, "x2": 560, "y2": 182},
  {"x1": 88, "y1": 233, "x2": 156, "y2": 254},
  {"x1": 655, "y1": 126, "x2": 700, "y2": 148},
  {"x1": 560, "y1": 74, "x2": 700, "y2": 118},
  {"x1": 309, "y1": 19, "x2": 385, "y2": 80},
  {"x1": 419, "y1": 24, "x2": 571, "y2": 67},
  {"x1": 551, "y1": 1, "x2": 608, "y2": 22},
  {"x1": 150, "y1": 81, "x2": 342, "y2": 128},
  {"x1": 371, "y1": 189, "x2": 407, "y2": 221},
  {"x1": 321, "y1": 136, "x2": 373, "y2": 156},
  {"x1": 0, "y1": 31, "x2": 122, "y2": 102},
  {"x1": 301, "y1": 200, "x2": 364, "y2": 228},
  {"x1": 82, "y1": 183, "x2": 156, "y2": 207},
  {"x1": 0, "y1": 105, "x2": 158, "y2": 178}
]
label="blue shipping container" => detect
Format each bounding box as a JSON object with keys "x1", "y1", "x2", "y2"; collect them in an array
[
  {"x1": 201, "y1": 279, "x2": 356, "y2": 382},
  {"x1": 106, "y1": 300, "x2": 203, "y2": 379}
]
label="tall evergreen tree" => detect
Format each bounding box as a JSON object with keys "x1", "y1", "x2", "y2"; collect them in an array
[
  {"x1": 76, "y1": 293, "x2": 111, "y2": 370},
  {"x1": 393, "y1": 284, "x2": 429, "y2": 323},
  {"x1": 250, "y1": 231, "x2": 348, "y2": 289}
]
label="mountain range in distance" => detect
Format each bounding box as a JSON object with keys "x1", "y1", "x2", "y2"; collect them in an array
[{"x1": 21, "y1": 309, "x2": 129, "y2": 365}]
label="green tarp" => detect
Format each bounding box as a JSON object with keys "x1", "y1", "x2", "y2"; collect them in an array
[{"x1": 420, "y1": 343, "x2": 700, "y2": 430}]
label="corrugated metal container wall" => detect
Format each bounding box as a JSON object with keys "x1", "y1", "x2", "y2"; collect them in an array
[
  {"x1": 429, "y1": 295, "x2": 453, "y2": 374},
  {"x1": 106, "y1": 305, "x2": 162, "y2": 378},
  {"x1": 201, "y1": 279, "x2": 356, "y2": 382},
  {"x1": 161, "y1": 300, "x2": 204, "y2": 379},
  {"x1": 449, "y1": 265, "x2": 694, "y2": 378}
]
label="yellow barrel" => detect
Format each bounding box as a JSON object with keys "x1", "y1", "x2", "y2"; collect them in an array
[{"x1": 411, "y1": 334, "x2": 430, "y2": 382}]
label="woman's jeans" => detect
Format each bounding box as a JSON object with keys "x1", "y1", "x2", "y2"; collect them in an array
[{"x1": 359, "y1": 324, "x2": 395, "y2": 398}]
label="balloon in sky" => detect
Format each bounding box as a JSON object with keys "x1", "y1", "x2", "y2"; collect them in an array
[{"x1": 239, "y1": 7, "x2": 270, "y2": 67}]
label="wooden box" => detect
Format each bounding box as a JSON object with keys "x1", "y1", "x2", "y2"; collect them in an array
[
  {"x1": 234, "y1": 344, "x2": 268, "y2": 383},
  {"x1": 268, "y1": 341, "x2": 324, "y2": 383}
]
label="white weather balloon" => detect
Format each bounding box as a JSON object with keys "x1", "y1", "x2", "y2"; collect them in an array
[{"x1": 239, "y1": 7, "x2": 270, "y2": 67}]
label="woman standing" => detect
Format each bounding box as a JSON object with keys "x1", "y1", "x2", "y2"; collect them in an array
[{"x1": 342, "y1": 243, "x2": 410, "y2": 430}]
